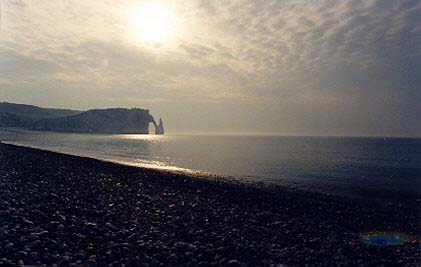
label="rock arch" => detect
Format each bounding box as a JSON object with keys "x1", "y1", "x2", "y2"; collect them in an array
[{"x1": 149, "y1": 115, "x2": 164, "y2": 135}]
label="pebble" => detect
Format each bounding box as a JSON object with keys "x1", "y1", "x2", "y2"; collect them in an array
[
  {"x1": 0, "y1": 143, "x2": 417, "y2": 266},
  {"x1": 16, "y1": 251, "x2": 28, "y2": 259}
]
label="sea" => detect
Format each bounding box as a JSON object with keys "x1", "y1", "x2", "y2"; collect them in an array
[{"x1": 1, "y1": 128, "x2": 420, "y2": 200}]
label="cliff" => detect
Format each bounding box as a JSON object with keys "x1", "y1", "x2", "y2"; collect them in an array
[
  {"x1": 0, "y1": 102, "x2": 161, "y2": 134},
  {"x1": 0, "y1": 112, "x2": 31, "y2": 128},
  {"x1": 0, "y1": 102, "x2": 81, "y2": 120},
  {"x1": 32, "y1": 108, "x2": 152, "y2": 134}
]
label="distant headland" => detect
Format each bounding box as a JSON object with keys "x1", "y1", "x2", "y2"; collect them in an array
[{"x1": 0, "y1": 102, "x2": 164, "y2": 134}]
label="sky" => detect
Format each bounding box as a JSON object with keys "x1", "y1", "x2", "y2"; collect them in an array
[{"x1": 0, "y1": 0, "x2": 420, "y2": 136}]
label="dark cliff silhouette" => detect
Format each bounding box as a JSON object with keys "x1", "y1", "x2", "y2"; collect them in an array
[
  {"x1": 149, "y1": 116, "x2": 164, "y2": 135},
  {"x1": 0, "y1": 102, "x2": 81, "y2": 120},
  {"x1": 155, "y1": 118, "x2": 164, "y2": 135},
  {"x1": 0, "y1": 112, "x2": 30, "y2": 128},
  {"x1": 0, "y1": 102, "x2": 163, "y2": 134},
  {"x1": 32, "y1": 108, "x2": 152, "y2": 134}
]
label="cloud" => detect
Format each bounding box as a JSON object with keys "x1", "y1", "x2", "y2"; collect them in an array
[
  {"x1": 0, "y1": 50, "x2": 56, "y2": 77},
  {"x1": 0, "y1": 0, "x2": 420, "y2": 135}
]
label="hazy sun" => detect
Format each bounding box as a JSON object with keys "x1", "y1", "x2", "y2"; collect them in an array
[{"x1": 130, "y1": 3, "x2": 177, "y2": 43}]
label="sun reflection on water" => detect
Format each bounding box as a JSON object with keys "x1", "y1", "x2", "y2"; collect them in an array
[
  {"x1": 108, "y1": 158, "x2": 193, "y2": 173},
  {"x1": 113, "y1": 134, "x2": 168, "y2": 143}
]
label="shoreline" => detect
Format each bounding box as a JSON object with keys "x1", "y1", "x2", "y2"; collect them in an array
[
  {"x1": 0, "y1": 143, "x2": 419, "y2": 265},
  {"x1": 3, "y1": 140, "x2": 420, "y2": 204}
]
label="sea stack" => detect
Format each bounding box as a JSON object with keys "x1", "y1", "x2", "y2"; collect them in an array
[{"x1": 155, "y1": 118, "x2": 164, "y2": 135}]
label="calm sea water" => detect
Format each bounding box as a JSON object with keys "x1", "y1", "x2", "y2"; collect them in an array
[{"x1": 1, "y1": 129, "x2": 420, "y2": 199}]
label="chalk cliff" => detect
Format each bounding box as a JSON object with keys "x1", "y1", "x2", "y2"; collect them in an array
[
  {"x1": 0, "y1": 102, "x2": 162, "y2": 134},
  {"x1": 32, "y1": 108, "x2": 152, "y2": 134}
]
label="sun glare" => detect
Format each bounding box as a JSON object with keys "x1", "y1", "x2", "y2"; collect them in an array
[{"x1": 130, "y1": 3, "x2": 177, "y2": 43}]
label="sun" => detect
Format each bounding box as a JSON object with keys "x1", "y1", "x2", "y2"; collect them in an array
[{"x1": 130, "y1": 3, "x2": 177, "y2": 43}]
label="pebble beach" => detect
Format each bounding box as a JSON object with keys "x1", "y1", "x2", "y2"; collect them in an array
[{"x1": 0, "y1": 143, "x2": 419, "y2": 266}]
